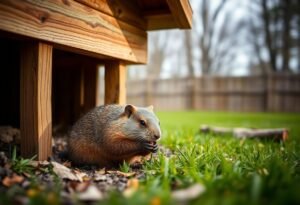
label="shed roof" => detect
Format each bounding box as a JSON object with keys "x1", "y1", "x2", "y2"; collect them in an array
[
  {"x1": 77, "y1": 0, "x2": 193, "y2": 30},
  {"x1": 0, "y1": 0, "x2": 192, "y2": 64},
  {"x1": 138, "y1": 0, "x2": 193, "y2": 30}
]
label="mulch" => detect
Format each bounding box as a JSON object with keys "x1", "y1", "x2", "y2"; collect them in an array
[{"x1": 0, "y1": 126, "x2": 172, "y2": 204}]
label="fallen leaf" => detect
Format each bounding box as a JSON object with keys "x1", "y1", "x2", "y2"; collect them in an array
[
  {"x1": 62, "y1": 161, "x2": 72, "y2": 168},
  {"x1": 51, "y1": 161, "x2": 83, "y2": 182},
  {"x1": 107, "y1": 170, "x2": 136, "y2": 177},
  {"x1": 96, "y1": 168, "x2": 106, "y2": 175},
  {"x1": 2, "y1": 174, "x2": 24, "y2": 187},
  {"x1": 69, "y1": 181, "x2": 90, "y2": 192},
  {"x1": 123, "y1": 178, "x2": 139, "y2": 198},
  {"x1": 150, "y1": 196, "x2": 161, "y2": 205},
  {"x1": 171, "y1": 184, "x2": 205, "y2": 201},
  {"x1": 77, "y1": 185, "x2": 103, "y2": 201},
  {"x1": 27, "y1": 188, "x2": 39, "y2": 198},
  {"x1": 127, "y1": 178, "x2": 139, "y2": 189},
  {"x1": 29, "y1": 160, "x2": 49, "y2": 167},
  {"x1": 73, "y1": 169, "x2": 88, "y2": 181},
  {"x1": 93, "y1": 174, "x2": 106, "y2": 181}
]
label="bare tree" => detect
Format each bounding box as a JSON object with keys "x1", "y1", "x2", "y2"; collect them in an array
[
  {"x1": 184, "y1": 30, "x2": 195, "y2": 77},
  {"x1": 248, "y1": 0, "x2": 300, "y2": 73},
  {"x1": 146, "y1": 32, "x2": 172, "y2": 79},
  {"x1": 194, "y1": 0, "x2": 246, "y2": 75}
]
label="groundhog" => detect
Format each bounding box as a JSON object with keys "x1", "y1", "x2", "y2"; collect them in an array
[{"x1": 68, "y1": 104, "x2": 161, "y2": 167}]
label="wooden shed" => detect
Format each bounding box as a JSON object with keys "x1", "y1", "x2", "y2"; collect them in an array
[{"x1": 0, "y1": 0, "x2": 192, "y2": 160}]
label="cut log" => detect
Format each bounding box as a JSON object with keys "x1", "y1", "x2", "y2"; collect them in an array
[
  {"x1": 200, "y1": 125, "x2": 232, "y2": 135},
  {"x1": 233, "y1": 128, "x2": 288, "y2": 141},
  {"x1": 199, "y1": 125, "x2": 288, "y2": 142}
]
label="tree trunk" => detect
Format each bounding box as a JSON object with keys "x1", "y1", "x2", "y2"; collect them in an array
[
  {"x1": 281, "y1": 0, "x2": 291, "y2": 72},
  {"x1": 262, "y1": 0, "x2": 277, "y2": 72},
  {"x1": 184, "y1": 30, "x2": 195, "y2": 77}
]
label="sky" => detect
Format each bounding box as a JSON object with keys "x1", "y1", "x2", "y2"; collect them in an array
[
  {"x1": 127, "y1": 0, "x2": 299, "y2": 79},
  {"x1": 127, "y1": 0, "x2": 254, "y2": 79}
]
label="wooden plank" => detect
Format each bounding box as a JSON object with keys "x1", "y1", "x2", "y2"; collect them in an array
[
  {"x1": 0, "y1": 0, "x2": 147, "y2": 63},
  {"x1": 75, "y1": 0, "x2": 146, "y2": 30},
  {"x1": 20, "y1": 42, "x2": 52, "y2": 160},
  {"x1": 104, "y1": 61, "x2": 126, "y2": 104},
  {"x1": 166, "y1": 0, "x2": 193, "y2": 29},
  {"x1": 146, "y1": 14, "x2": 177, "y2": 30}
]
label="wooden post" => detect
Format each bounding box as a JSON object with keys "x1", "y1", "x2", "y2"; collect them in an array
[
  {"x1": 20, "y1": 42, "x2": 52, "y2": 160},
  {"x1": 82, "y1": 62, "x2": 99, "y2": 113},
  {"x1": 104, "y1": 61, "x2": 126, "y2": 105},
  {"x1": 145, "y1": 78, "x2": 152, "y2": 106}
]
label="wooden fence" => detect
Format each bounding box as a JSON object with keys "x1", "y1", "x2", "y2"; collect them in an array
[{"x1": 124, "y1": 74, "x2": 300, "y2": 112}]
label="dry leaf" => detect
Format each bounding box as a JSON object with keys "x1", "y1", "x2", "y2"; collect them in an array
[
  {"x1": 73, "y1": 169, "x2": 88, "y2": 181},
  {"x1": 77, "y1": 185, "x2": 103, "y2": 201},
  {"x1": 2, "y1": 174, "x2": 24, "y2": 187},
  {"x1": 96, "y1": 168, "x2": 106, "y2": 175},
  {"x1": 51, "y1": 161, "x2": 83, "y2": 182},
  {"x1": 29, "y1": 160, "x2": 49, "y2": 168},
  {"x1": 27, "y1": 188, "x2": 39, "y2": 197},
  {"x1": 107, "y1": 170, "x2": 136, "y2": 177},
  {"x1": 62, "y1": 161, "x2": 72, "y2": 168},
  {"x1": 171, "y1": 184, "x2": 205, "y2": 201},
  {"x1": 93, "y1": 174, "x2": 106, "y2": 181},
  {"x1": 150, "y1": 196, "x2": 161, "y2": 205},
  {"x1": 69, "y1": 181, "x2": 90, "y2": 192},
  {"x1": 123, "y1": 178, "x2": 139, "y2": 198}
]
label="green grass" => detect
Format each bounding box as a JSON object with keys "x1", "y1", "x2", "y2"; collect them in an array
[
  {"x1": 2, "y1": 111, "x2": 300, "y2": 205},
  {"x1": 103, "y1": 111, "x2": 300, "y2": 205}
]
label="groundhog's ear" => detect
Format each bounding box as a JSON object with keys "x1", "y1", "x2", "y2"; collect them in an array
[
  {"x1": 147, "y1": 105, "x2": 154, "y2": 112},
  {"x1": 124, "y1": 104, "x2": 136, "y2": 117}
]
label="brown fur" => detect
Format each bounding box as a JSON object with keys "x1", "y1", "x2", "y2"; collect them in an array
[{"x1": 68, "y1": 104, "x2": 161, "y2": 167}]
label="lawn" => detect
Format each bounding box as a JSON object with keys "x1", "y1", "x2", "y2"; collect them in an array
[
  {"x1": 104, "y1": 111, "x2": 300, "y2": 205},
  {"x1": 1, "y1": 111, "x2": 300, "y2": 205}
]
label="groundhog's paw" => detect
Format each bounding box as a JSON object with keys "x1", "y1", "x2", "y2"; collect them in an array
[{"x1": 141, "y1": 141, "x2": 158, "y2": 153}]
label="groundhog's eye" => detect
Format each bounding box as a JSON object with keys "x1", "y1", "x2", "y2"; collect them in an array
[{"x1": 140, "y1": 120, "x2": 146, "y2": 126}]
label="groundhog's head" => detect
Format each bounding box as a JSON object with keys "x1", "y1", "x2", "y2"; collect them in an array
[{"x1": 122, "y1": 104, "x2": 161, "y2": 144}]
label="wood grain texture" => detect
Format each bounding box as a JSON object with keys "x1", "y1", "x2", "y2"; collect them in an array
[
  {"x1": 20, "y1": 42, "x2": 52, "y2": 160},
  {"x1": 0, "y1": 0, "x2": 147, "y2": 63},
  {"x1": 104, "y1": 61, "x2": 126, "y2": 105},
  {"x1": 75, "y1": 0, "x2": 146, "y2": 30},
  {"x1": 166, "y1": 0, "x2": 192, "y2": 29}
]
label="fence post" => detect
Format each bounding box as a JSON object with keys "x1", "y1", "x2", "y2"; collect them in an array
[
  {"x1": 267, "y1": 74, "x2": 273, "y2": 112},
  {"x1": 145, "y1": 77, "x2": 153, "y2": 106}
]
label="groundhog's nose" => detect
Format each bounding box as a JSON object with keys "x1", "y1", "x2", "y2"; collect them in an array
[{"x1": 154, "y1": 134, "x2": 160, "y2": 140}]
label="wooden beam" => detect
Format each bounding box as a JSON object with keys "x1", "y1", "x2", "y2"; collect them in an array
[
  {"x1": 0, "y1": 0, "x2": 147, "y2": 63},
  {"x1": 20, "y1": 42, "x2": 52, "y2": 160},
  {"x1": 166, "y1": 0, "x2": 193, "y2": 29},
  {"x1": 145, "y1": 14, "x2": 177, "y2": 30},
  {"x1": 75, "y1": 0, "x2": 146, "y2": 30},
  {"x1": 104, "y1": 61, "x2": 126, "y2": 104}
]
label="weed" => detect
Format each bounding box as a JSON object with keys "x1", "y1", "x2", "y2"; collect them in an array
[{"x1": 11, "y1": 146, "x2": 35, "y2": 175}]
